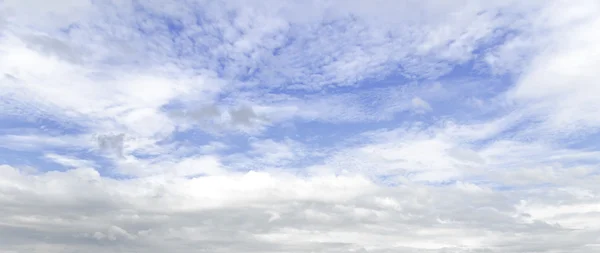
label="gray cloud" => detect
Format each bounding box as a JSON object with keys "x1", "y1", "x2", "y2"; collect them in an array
[
  {"x1": 167, "y1": 105, "x2": 266, "y2": 133},
  {"x1": 168, "y1": 105, "x2": 222, "y2": 121},
  {"x1": 3, "y1": 73, "x2": 18, "y2": 81},
  {"x1": 21, "y1": 34, "x2": 83, "y2": 63},
  {"x1": 96, "y1": 133, "x2": 124, "y2": 158},
  {"x1": 228, "y1": 106, "x2": 259, "y2": 126},
  {"x1": 1, "y1": 165, "x2": 599, "y2": 253}
]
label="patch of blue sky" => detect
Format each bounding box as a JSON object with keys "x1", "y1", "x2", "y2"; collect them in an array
[
  {"x1": 0, "y1": 116, "x2": 116, "y2": 174},
  {"x1": 501, "y1": 183, "x2": 558, "y2": 192},
  {"x1": 289, "y1": 116, "x2": 425, "y2": 146},
  {"x1": 0, "y1": 148, "x2": 49, "y2": 169},
  {"x1": 376, "y1": 175, "x2": 403, "y2": 187},
  {"x1": 424, "y1": 179, "x2": 460, "y2": 187},
  {"x1": 0, "y1": 146, "x2": 115, "y2": 176},
  {"x1": 57, "y1": 150, "x2": 114, "y2": 172},
  {"x1": 555, "y1": 159, "x2": 600, "y2": 172},
  {"x1": 562, "y1": 131, "x2": 600, "y2": 150},
  {"x1": 0, "y1": 115, "x2": 88, "y2": 136},
  {"x1": 164, "y1": 128, "x2": 220, "y2": 148}
]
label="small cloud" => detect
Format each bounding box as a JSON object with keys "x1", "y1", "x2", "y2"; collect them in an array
[
  {"x1": 411, "y1": 96, "x2": 432, "y2": 114},
  {"x1": 266, "y1": 211, "x2": 281, "y2": 223},
  {"x1": 465, "y1": 97, "x2": 485, "y2": 108},
  {"x1": 3, "y1": 73, "x2": 18, "y2": 81},
  {"x1": 97, "y1": 133, "x2": 125, "y2": 158},
  {"x1": 92, "y1": 232, "x2": 106, "y2": 240},
  {"x1": 182, "y1": 105, "x2": 222, "y2": 120},
  {"x1": 21, "y1": 34, "x2": 82, "y2": 63},
  {"x1": 228, "y1": 106, "x2": 259, "y2": 126},
  {"x1": 44, "y1": 153, "x2": 97, "y2": 169},
  {"x1": 199, "y1": 141, "x2": 229, "y2": 154}
]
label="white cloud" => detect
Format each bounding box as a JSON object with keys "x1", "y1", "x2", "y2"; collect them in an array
[
  {"x1": 0, "y1": 133, "x2": 93, "y2": 151},
  {"x1": 511, "y1": 14, "x2": 600, "y2": 133},
  {"x1": 44, "y1": 153, "x2": 97, "y2": 169},
  {"x1": 411, "y1": 97, "x2": 432, "y2": 114}
]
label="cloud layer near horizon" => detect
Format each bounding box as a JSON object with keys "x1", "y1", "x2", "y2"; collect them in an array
[{"x1": 1, "y1": 0, "x2": 600, "y2": 252}]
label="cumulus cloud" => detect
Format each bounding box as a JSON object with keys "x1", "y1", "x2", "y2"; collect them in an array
[{"x1": 1, "y1": 0, "x2": 600, "y2": 252}]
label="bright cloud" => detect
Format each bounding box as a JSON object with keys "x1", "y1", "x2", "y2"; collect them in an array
[{"x1": 1, "y1": 0, "x2": 600, "y2": 252}]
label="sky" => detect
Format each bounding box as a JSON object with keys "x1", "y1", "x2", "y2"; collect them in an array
[{"x1": 1, "y1": 0, "x2": 600, "y2": 252}]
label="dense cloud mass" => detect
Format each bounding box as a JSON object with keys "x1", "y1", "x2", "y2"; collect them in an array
[{"x1": 1, "y1": 0, "x2": 600, "y2": 252}]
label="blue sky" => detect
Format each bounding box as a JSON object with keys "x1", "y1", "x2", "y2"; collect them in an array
[{"x1": 1, "y1": 0, "x2": 600, "y2": 252}]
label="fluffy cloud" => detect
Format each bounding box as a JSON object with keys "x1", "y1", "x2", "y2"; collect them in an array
[{"x1": 1, "y1": 0, "x2": 600, "y2": 252}]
